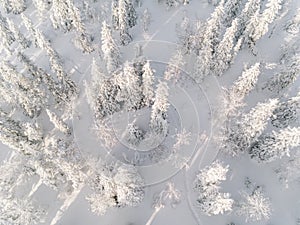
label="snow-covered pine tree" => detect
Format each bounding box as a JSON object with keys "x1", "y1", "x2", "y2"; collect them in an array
[
  {"x1": 223, "y1": 63, "x2": 261, "y2": 117},
  {"x1": 113, "y1": 164, "x2": 145, "y2": 207},
  {"x1": 0, "y1": 109, "x2": 43, "y2": 154},
  {"x1": 116, "y1": 61, "x2": 142, "y2": 110},
  {"x1": 150, "y1": 81, "x2": 169, "y2": 134},
  {"x1": 0, "y1": 14, "x2": 16, "y2": 55},
  {"x1": 204, "y1": 0, "x2": 225, "y2": 52},
  {"x1": 9, "y1": 0, "x2": 27, "y2": 14},
  {"x1": 32, "y1": 0, "x2": 51, "y2": 18},
  {"x1": 1, "y1": 0, "x2": 12, "y2": 13},
  {"x1": 0, "y1": 153, "x2": 35, "y2": 194},
  {"x1": 142, "y1": 8, "x2": 151, "y2": 32},
  {"x1": 6, "y1": 17, "x2": 30, "y2": 49},
  {"x1": 176, "y1": 15, "x2": 196, "y2": 55},
  {"x1": 17, "y1": 53, "x2": 72, "y2": 105},
  {"x1": 271, "y1": 93, "x2": 300, "y2": 128},
  {"x1": 86, "y1": 163, "x2": 144, "y2": 215},
  {"x1": 50, "y1": 0, "x2": 72, "y2": 31},
  {"x1": 222, "y1": 98, "x2": 278, "y2": 156},
  {"x1": 164, "y1": 50, "x2": 185, "y2": 81},
  {"x1": 165, "y1": 0, "x2": 181, "y2": 10},
  {"x1": 118, "y1": 0, "x2": 133, "y2": 45},
  {"x1": 112, "y1": 0, "x2": 120, "y2": 29},
  {"x1": 214, "y1": 18, "x2": 239, "y2": 75},
  {"x1": 66, "y1": 0, "x2": 94, "y2": 53},
  {"x1": 223, "y1": 0, "x2": 243, "y2": 28},
  {"x1": 0, "y1": 61, "x2": 47, "y2": 118},
  {"x1": 0, "y1": 196, "x2": 46, "y2": 225},
  {"x1": 46, "y1": 109, "x2": 71, "y2": 135},
  {"x1": 141, "y1": 61, "x2": 155, "y2": 106},
  {"x1": 235, "y1": 0, "x2": 261, "y2": 41},
  {"x1": 250, "y1": 126, "x2": 300, "y2": 163},
  {"x1": 122, "y1": 122, "x2": 144, "y2": 146},
  {"x1": 101, "y1": 21, "x2": 121, "y2": 73},
  {"x1": 193, "y1": 160, "x2": 234, "y2": 216},
  {"x1": 236, "y1": 188, "x2": 272, "y2": 222},
  {"x1": 265, "y1": 52, "x2": 300, "y2": 93},
  {"x1": 245, "y1": 0, "x2": 283, "y2": 47}
]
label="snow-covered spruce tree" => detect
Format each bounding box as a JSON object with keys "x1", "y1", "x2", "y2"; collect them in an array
[
  {"x1": 6, "y1": 17, "x2": 30, "y2": 49},
  {"x1": 265, "y1": 52, "x2": 300, "y2": 93},
  {"x1": 245, "y1": 0, "x2": 283, "y2": 47},
  {"x1": 50, "y1": 0, "x2": 72, "y2": 31},
  {"x1": 101, "y1": 21, "x2": 121, "y2": 73},
  {"x1": 118, "y1": 0, "x2": 134, "y2": 45},
  {"x1": 271, "y1": 94, "x2": 300, "y2": 128},
  {"x1": 214, "y1": 18, "x2": 239, "y2": 75},
  {"x1": 17, "y1": 52, "x2": 73, "y2": 105},
  {"x1": 223, "y1": 0, "x2": 243, "y2": 28},
  {"x1": 0, "y1": 196, "x2": 46, "y2": 225},
  {"x1": 1, "y1": 0, "x2": 12, "y2": 13},
  {"x1": 0, "y1": 153, "x2": 35, "y2": 194},
  {"x1": 204, "y1": 0, "x2": 225, "y2": 52},
  {"x1": 165, "y1": 0, "x2": 182, "y2": 10},
  {"x1": 116, "y1": 61, "x2": 142, "y2": 110},
  {"x1": 194, "y1": 0, "x2": 225, "y2": 80},
  {"x1": 9, "y1": 0, "x2": 27, "y2": 14},
  {"x1": 249, "y1": 126, "x2": 300, "y2": 163},
  {"x1": 164, "y1": 50, "x2": 185, "y2": 81},
  {"x1": 0, "y1": 110, "x2": 43, "y2": 155},
  {"x1": 141, "y1": 60, "x2": 155, "y2": 106},
  {"x1": 0, "y1": 61, "x2": 47, "y2": 118},
  {"x1": 223, "y1": 63, "x2": 261, "y2": 117},
  {"x1": 142, "y1": 8, "x2": 151, "y2": 32},
  {"x1": 0, "y1": 15, "x2": 17, "y2": 55},
  {"x1": 235, "y1": 0, "x2": 261, "y2": 42},
  {"x1": 221, "y1": 98, "x2": 278, "y2": 156},
  {"x1": 46, "y1": 109, "x2": 71, "y2": 135},
  {"x1": 176, "y1": 15, "x2": 196, "y2": 55},
  {"x1": 236, "y1": 188, "x2": 272, "y2": 222},
  {"x1": 111, "y1": 0, "x2": 120, "y2": 30},
  {"x1": 193, "y1": 160, "x2": 234, "y2": 216},
  {"x1": 86, "y1": 163, "x2": 144, "y2": 215},
  {"x1": 122, "y1": 122, "x2": 144, "y2": 146},
  {"x1": 32, "y1": 0, "x2": 51, "y2": 18},
  {"x1": 66, "y1": 0, "x2": 94, "y2": 53},
  {"x1": 150, "y1": 81, "x2": 169, "y2": 135}
]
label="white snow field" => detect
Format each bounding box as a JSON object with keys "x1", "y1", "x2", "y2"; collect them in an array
[{"x1": 0, "y1": 0, "x2": 300, "y2": 225}]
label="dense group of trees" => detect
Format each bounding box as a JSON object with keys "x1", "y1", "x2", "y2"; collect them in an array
[{"x1": 0, "y1": 0, "x2": 299, "y2": 224}]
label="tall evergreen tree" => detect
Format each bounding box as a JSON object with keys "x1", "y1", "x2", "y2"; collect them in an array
[
  {"x1": 214, "y1": 18, "x2": 239, "y2": 75},
  {"x1": 271, "y1": 93, "x2": 300, "y2": 128},
  {"x1": 222, "y1": 98, "x2": 278, "y2": 156},
  {"x1": 142, "y1": 61, "x2": 155, "y2": 106},
  {"x1": 101, "y1": 21, "x2": 121, "y2": 73},
  {"x1": 250, "y1": 126, "x2": 300, "y2": 162},
  {"x1": 150, "y1": 81, "x2": 169, "y2": 134}
]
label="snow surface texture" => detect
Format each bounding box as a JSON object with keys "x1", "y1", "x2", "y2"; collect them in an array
[{"x1": 0, "y1": 0, "x2": 300, "y2": 225}]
